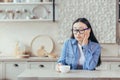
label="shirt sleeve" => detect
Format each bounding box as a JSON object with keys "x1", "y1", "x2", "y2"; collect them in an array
[
  {"x1": 82, "y1": 43, "x2": 101, "y2": 70},
  {"x1": 57, "y1": 40, "x2": 68, "y2": 65}
]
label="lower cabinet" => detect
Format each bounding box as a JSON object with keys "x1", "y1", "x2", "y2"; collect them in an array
[
  {"x1": 28, "y1": 62, "x2": 55, "y2": 70},
  {"x1": 97, "y1": 62, "x2": 120, "y2": 71},
  {"x1": 3, "y1": 62, "x2": 28, "y2": 80},
  {"x1": 96, "y1": 62, "x2": 120, "y2": 71},
  {"x1": 110, "y1": 62, "x2": 120, "y2": 70},
  {"x1": 1, "y1": 61, "x2": 56, "y2": 80},
  {"x1": 2, "y1": 61, "x2": 120, "y2": 80},
  {"x1": 96, "y1": 62, "x2": 111, "y2": 70},
  {"x1": 0, "y1": 62, "x2": 3, "y2": 80}
]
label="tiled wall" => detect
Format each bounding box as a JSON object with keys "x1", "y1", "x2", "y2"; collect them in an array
[{"x1": 57, "y1": 0, "x2": 117, "y2": 43}]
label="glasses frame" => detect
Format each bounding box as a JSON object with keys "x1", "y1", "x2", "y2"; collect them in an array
[{"x1": 72, "y1": 27, "x2": 90, "y2": 34}]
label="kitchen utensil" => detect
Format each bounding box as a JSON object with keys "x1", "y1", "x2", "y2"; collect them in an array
[
  {"x1": 0, "y1": 10, "x2": 6, "y2": 19},
  {"x1": 15, "y1": 41, "x2": 26, "y2": 57},
  {"x1": 32, "y1": 5, "x2": 50, "y2": 19},
  {"x1": 59, "y1": 65, "x2": 70, "y2": 73},
  {"x1": 31, "y1": 35, "x2": 54, "y2": 56}
]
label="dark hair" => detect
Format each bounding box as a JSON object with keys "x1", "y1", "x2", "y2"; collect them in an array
[{"x1": 71, "y1": 18, "x2": 101, "y2": 67}]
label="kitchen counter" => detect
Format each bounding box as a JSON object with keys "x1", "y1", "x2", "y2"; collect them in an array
[
  {"x1": 18, "y1": 69, "x2": 120, "y2": 80},
  {"x1": 0, "y1": 56, "x2": 57, "y2": 62},
  {"x1": 0, "y1": 56, "x2": 120, "y2": 62}
]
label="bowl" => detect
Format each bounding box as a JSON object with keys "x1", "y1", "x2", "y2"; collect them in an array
[{"x1": 59, "y1": 65, "x2": 70, "y2": 73}]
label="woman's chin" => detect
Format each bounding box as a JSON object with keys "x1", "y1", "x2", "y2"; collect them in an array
[{"x1": 77, "y1": 39, "x2": 82, "y2": 41}]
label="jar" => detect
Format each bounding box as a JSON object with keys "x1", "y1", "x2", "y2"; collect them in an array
[{"x1": 43, "y1": 0, "x2": 49, "y2": 2}]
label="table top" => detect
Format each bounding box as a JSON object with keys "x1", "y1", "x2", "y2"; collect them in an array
[{"x1": 17, "y1": 69, "x2": 120, "y2": 80}]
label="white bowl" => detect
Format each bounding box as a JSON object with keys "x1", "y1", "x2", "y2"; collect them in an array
[{"x1": 59, "y1": 65, "x2": 70, "y2": 73}]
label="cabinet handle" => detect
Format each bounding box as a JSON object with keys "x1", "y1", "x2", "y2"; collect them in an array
[
  {"x1": 14, "y1": 64, "x2": 19, "y2": 67},
  {"x1": 118, "y1": 65, "x2": 120, "y2": 67},
  {"x1": 39, "y1": 64, "x2": 44, "y2": 68}
]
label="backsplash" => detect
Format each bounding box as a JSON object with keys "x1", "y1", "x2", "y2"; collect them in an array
[
  {"x1": 57, "y1": 0, "x2": 116, "y2": 43},
  {"x1": 0, "y1": 22, "x2": 61, "y2": 56}
]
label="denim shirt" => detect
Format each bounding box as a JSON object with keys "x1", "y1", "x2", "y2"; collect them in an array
[{"x1": 57, "y1": 38, "x2": 101, "y2": 70}]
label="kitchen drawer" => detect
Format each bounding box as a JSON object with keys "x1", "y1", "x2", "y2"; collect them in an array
[
  {"x1": 110, "y1": 62, "x2": 120, "y2": 70},
  {"x1": 28, "y1": 62, "x2": 55, "y2": 70},
  {"x1": 4, "y1": 62, "x2": 28, "y2": 80},
  {"x1": 96, "y1": 62, "x2": 111, "y2": 70}
]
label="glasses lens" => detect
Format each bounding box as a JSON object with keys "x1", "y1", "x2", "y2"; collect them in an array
[
  {"x1": 72, "y1": 29, "x2": 84, "y2": 34},
  {"x1": 72, "y1": 28, "x2": 89, "y2": 34},
  {"x1": 73, "y1": 29, "x2": 79, "y2": 34}
]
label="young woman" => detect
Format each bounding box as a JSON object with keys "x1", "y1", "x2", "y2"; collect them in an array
[{"x1": 56, "y1": 18, "x2": 101, "y2": 71}]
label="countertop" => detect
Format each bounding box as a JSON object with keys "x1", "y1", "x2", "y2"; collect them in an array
[
  {"x1": 0, "y1": 56, "x2": 120, "y2": 62},
  {"x1": 0, "y1": 56, "x2": 57, "y2": 62},
  {"x1": 17, "y1": 69, "x2": 120, "y2": 80}
]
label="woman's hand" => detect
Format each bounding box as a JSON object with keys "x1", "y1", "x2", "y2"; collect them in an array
[
  {"x1": 82, "y1": 29, "x2": 90, "y2": 46},
  {"x1": 55, "y1": 63, "x2": 62, "y2": 72}
]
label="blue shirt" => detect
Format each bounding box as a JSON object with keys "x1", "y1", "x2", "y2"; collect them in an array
[{"x1": 57, "y1": 38, "x2": 101, "y2": 70}]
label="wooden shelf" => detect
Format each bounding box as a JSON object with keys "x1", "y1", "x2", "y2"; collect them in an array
[
  {"x1": 0, "y1": 19, "x2": 54, "y2": 22},
  {"x1": 0, "y1": 0, "x2": 56, "y2": 22},
  {"x1": 0, "y1": 2, "x2": 53, "y2": 5}
]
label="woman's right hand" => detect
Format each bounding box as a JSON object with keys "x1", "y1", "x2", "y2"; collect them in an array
[{"x1": 55, "y1": 63, "x2": 62, "y2": 72}]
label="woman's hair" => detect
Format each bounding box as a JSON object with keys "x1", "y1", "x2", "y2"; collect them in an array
[{"x1": 71, "y1": 18, "x2": 101, "y2": 67}]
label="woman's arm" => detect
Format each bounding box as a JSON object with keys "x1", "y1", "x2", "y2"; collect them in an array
[
  {"x1": 57, "y1": 40, "x2": 68, "y2": 65},
  {"x1": 82, "y1": 43, "x2": 101, "y2": 70},
  {"x1": 56, "y1": 40, "x2": 68, "y2": 72}
]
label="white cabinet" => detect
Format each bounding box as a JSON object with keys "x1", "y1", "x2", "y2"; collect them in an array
[
  {"x1": 4, "y1": 62, "x2": 28, "y2": 80},
  {"x1": 96, "y1": 62, "x2": 120, "y2": 71},
  {"x1": 0, "y1": 62, "x2": 3, "y2": 80},
  {"x1": 28, "y1": 62, "x2": 55, "y2": 70},
  {"x1": 96, "y1": 62, "x2": 111, "y2": 70},
  {"x1": 0, "y1": 58, "x2": 56, "y2": 80},
  {"x1": 110, "y1": 62, "x2": 120, "y2": 70}
]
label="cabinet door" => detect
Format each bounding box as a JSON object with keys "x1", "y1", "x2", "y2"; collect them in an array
[
  {"x1": 28, "y1": 62, "x2": 55, "y2": 70},
  {"x1": 0, "y1": 62, "x2": 2, "y2": 79},
  {"x1": 4, "y1": 62, "x2": 28, "y2": 80},
  {"x1": 96, "y1": 62, "x2": 111, "y2": 70},
  {"x1": 110, "y1": 62, "x2": 120, "y2": 70}
]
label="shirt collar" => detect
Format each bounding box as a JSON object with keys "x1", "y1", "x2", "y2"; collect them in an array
[
  {"x1": 71, "y1": 38, "x2": 78, "y2": 45},
  {"x1": 70, "y1": 38, "x2": 91, "y2": 45}
]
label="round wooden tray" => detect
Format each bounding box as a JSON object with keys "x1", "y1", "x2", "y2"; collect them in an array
[{"x1": 31, "y1": 35, "x2": 54, "y2": 56}]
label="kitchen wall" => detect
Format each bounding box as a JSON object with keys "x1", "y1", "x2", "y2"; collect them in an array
[
  {"x1": 0, "y1": 0, "x2": 119, "y2": 57},
  {"x1": 0, "y1": 22, "x2": 61, "y2": 56},
  {"x1": 57, "y1": 0, "x2": 116, "y2": 43}
]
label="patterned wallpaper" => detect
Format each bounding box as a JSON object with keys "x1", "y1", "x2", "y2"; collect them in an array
[{"x1": 57, "y1": 0, "x2": 116, "y2": 43}]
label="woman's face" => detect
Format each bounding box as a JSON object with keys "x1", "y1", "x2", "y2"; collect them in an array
[{"x1": 73, "y1": 22, "x2": 90, "y2": 42}]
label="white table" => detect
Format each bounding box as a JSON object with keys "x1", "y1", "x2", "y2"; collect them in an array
[{"x1": 17, "y1": 69, "x2": 120, "y2": 80}]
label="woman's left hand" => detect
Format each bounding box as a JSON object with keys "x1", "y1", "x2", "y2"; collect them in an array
[{"x1": 82, "y1": 29, "x2": 90, "y2": 46}]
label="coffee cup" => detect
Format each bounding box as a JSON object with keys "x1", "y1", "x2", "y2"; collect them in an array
[{"x1": 59, "y1": 65, "x2": 70, "y2": 73}]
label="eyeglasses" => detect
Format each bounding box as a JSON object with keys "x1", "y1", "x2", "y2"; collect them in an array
[{"x1": 72, "y1": 28, "x2": 89, "y2": 34}]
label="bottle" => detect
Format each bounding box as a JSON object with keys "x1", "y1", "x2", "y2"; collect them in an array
[{"x1": 15, "y1": 41, "x2": 26, "y2": 58}]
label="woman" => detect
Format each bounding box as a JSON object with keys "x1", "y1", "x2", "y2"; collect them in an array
[{"x1": 56, "y1": 18, "x2": 101, "y2": 71}]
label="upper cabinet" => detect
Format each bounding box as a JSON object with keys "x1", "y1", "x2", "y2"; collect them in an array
[{"x1": 0, "y1": 0, "x2": 57, "y2": 22}]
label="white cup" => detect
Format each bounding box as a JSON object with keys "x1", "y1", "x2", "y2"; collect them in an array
[
  {"x1": 59, "y1": 65, "x2": 70, "y2": 73},
  {"x1": 43, "y1": 0, "x2": 49, "y2": 2}
]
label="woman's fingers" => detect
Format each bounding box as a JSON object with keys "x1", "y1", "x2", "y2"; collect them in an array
[{"x1": 55, "y1": 63, "x2": 62, "y2": 72}]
